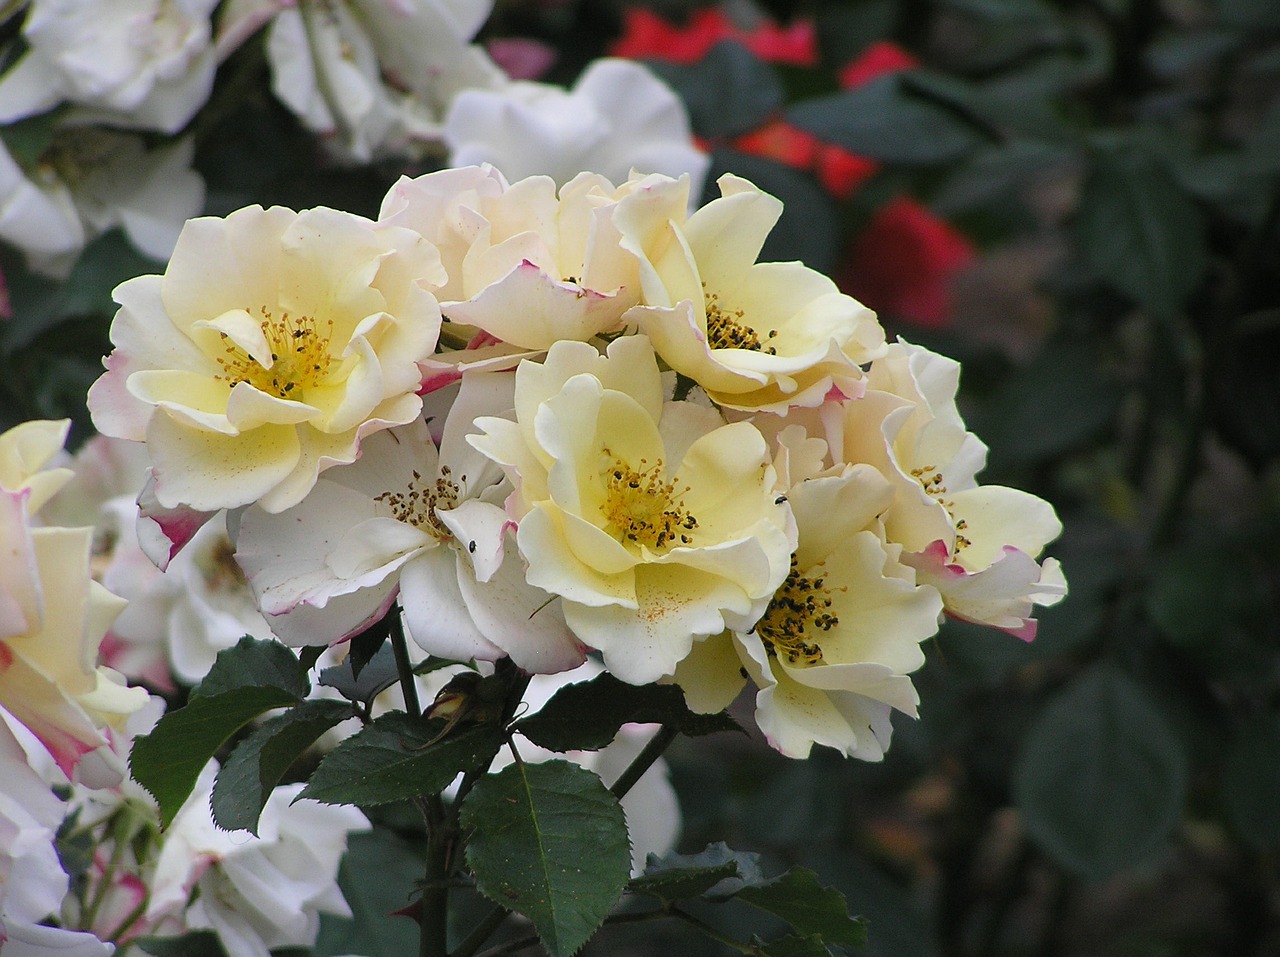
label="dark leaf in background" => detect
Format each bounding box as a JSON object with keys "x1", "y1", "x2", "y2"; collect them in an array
[
  {"x1": 1223, "y1": 714, "x2": 1280, "y2": 850},
  {"x1": 1075, "y1": 143, "x2": 1207, "y2": 322},
  {"x1": 972, "y1": 338, "x2": 1121, "y2": 468},
  {"x1": 704, "y1": 149, "x2": 841, "y2": 274},
  {"x1": 1210, "y1": 310, "x2": 1280, "y2": 467},
  {"x1": 462, "y1": 760, "x2": 631, "y2": 957},
  {"x1": 645, "y1": 41, "x2": 783, "y2": 140},
  {"x1": 135, "y1": 931, "x2": 229, "y2": 957},
  {"x1": 787, "y1": 73, "x2": 989, "y2": 164},
  {"x1": 1014, "y1": 664, "x2": 1188, "y2": 879}
]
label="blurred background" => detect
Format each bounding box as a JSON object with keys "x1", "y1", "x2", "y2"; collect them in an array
[{"x1": 2, "y1": 1, "x2": 1278, "y2": 954}]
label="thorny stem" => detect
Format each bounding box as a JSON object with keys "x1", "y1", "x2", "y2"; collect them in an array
[
  {"x1": 420, "y1": 794, "x2": 451, "y2": 957},
  {"x1": 390, "y1": 610, "x2": 422, "y2": 716}
]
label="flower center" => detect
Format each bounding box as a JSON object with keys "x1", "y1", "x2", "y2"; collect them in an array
[
  {"x1": 911, "y1": 465, "x2": 971, "y2": 551},
  {"x1": 704, "y1": 284, "x2": 778, "y2": 354},
  {"x1": 214, "y1": 307, "x2": 336, "y2": 399},
  {"x1": 754, "y1": 556, "x2": 841, "y2": 665},
  {"x1": 199, "y1": 535, "x2": 249, "y2": 592},
  {"x1": 600, "y1": 456, "x2": 698, "y2": 550},
  {"x1": 375, "y1": 467, "x2": 461, "y2": 542}
]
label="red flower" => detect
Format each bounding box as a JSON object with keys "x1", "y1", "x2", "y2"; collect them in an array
[
  {"x1": 837, "y1": 40, "x2": 919, "y2": 89},
  {"x1": 839, "y1": 197, "x2": 975, "y2": 329},
  {"x1": 610, "y1": 6, "x2": 817, "y2": 66},
  {"x1": 815, "y1": 145, "x2": 879, "y2": 200},
  {"x1": 732, "y1": 120, "x2": 819, "y2": 169}
]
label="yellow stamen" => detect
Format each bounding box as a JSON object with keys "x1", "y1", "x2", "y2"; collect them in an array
[
  {"x1": 600, "y1": 456, "x2": 698, "y2": 551},
  {"x1": 754, "y1": 555, "x2": 842, "y2": 665},
  {"x1": 704, "y1": 284, "x2": 778, "y2": 354},
  {"x1": 215, "y1": 307, "x2": 336, "y2": 400}
]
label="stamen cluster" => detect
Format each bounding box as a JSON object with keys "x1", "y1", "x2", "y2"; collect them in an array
[
  {"x1": 704, "y1": 286, "x2": 778, "y2": 354},
  {"x1": 754, "y1": 555, "x2": 841, "y2": 665},
  {"x1": 600, "y1": 456, "x2": 699, "y2": 550},
  {"x1": 375, "y1": 467, "x2": 462, "y2": 541},
  {"x1": 215, "y1": 308, "x2": 336, "y2": 399}
]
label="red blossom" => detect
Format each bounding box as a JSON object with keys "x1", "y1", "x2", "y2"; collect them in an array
[
  {"x1": 837, "y1": 39, "x2": 919, "y2": 89},
  {"x1": 610, "y1": 6, "x2": 817, "y2": 66},
  {"x1": 731, "y1": 120, "x2": 819, "y2": 169},
  {"x1": 838, "y1": 197, "x2": 975, "y2": 329}
]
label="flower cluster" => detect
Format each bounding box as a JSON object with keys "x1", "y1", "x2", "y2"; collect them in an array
[{"x1": 87, "y1": 164, "x2": 1065, "y2": 761}]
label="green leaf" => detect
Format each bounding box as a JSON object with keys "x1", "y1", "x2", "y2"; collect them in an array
[
  {"x1": 1013, "y1": 665, "x2": 1188, "y2": 879},
  {"x1": 319, "y1": 642, "x2": 401, "y2": 704},
  {"x1": 462, "y1": 760, "x2": 631, "y2": 957},
  {"x1": 786, "y1": 73, "x2": 988, "y2": 164},
  {"x1": 645, "y1": 41, "x2": 783, "y2": 140},
  {"x1": 131, "y1": 686, "x2": 304, "y2": 827},
  {"x1": 0, "y1": 108, "x2": 65, "y2": 168},
  {"x1": 1223, "y1": 714, "x2": 1280, "y2": 850},
  {"x1": 211, "y1": 699, "x2": 358, "y2": 834},
  {"x1": 629, "y1": 860, "x2": 742, "y2": 905},
  {"x1": 1214, "y1": 0, "x2": 1280, "y2": 28},
  {"x1": 193, "y1": 635, "x2": 310, "y2": 700},
  {"x1": 300, "y1": 711, "x2": 503, "y2": 806},
  {"x1": 515, "y1": 672, "x2": 739, "y2": 753},
  {"x1": 1146, "y1": 543, "x2": 1255, "y2": 647},
  {"x1": 1075, "y1": 144, "x2": 1207, "y2": 322},
  {"x1": 735, "y1": 868, "x2": 868, "y2": 948},
  {"x1": 974, "y1": 339, "x2": 1121, "y2": 467},
  {"x1": 347, "y1": 612, "x2": 394, "y2": 680},
  {"x1": 315, "y1": 827, "x2": 426, "y2": 957},
  {"x1": 635, "y1": 842, "x2": 765, "y2": 902},
  {"x1": 135, "y1": 930, "x2": 229, "y2": 957},
  {"x1": 759, "y1": 934, "x2": 832, "y2": 957}
]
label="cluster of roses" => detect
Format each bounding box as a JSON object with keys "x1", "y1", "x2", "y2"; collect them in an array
[{"x1": 87, "y1": 162, "x2": 1066, "y2": 762}]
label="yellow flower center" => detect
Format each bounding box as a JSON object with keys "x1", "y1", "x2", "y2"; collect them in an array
[
  {"x1": 911, "y1": 465, "x2": 970, "y2": 551},
  {"x1": 754, "y1": 555, "x2": 841, "y2": 665},
  {"x1": 704, "y1": 284, "x2": 778, "y2": 354},
  {"x1": 215, "y1": 307, "x2": 336, "y2": 399},
  {"x1": 198, "y1": 535, "x2": 249, "y2": 592},
  {"x1": 600, "y1": 456, "x2": 698, "y2": 550},
  {"x1": 375, "y1": 467, "x2": 461, "y2": 542}
]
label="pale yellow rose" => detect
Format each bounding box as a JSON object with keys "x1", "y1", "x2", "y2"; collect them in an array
[
  {"x1": 620, "y1": 173, "x2": 886, "y2": 413},
  {"x1": 674, "y1": 456, "x2": 943, "y2": 760},
  {"x1": 380, "y1": 165, "x2": 691, "y2": 352},
  {"x1": 87, "y1": 204, "x2": 445, "y2": 513},
  {"x1": 468, "y1": 336, "x2": 795, "y2": 684},
  {"x1": 0, "y1": 418, "x2": 74, "y2": 515},
  {"x1": 838, "y1": 340, "x2": 1066, "y2": 638},
  {"x1": 2, "y1": 475, "x2": 147, "y2": 779}
]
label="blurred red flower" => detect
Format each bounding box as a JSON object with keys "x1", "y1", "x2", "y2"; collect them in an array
[
  {"x1": 838, "y1": 197, "x2": 975, "y2": 329},
  {"x1": 610, "y1": 6, "x2": 817, "y2": 66}
]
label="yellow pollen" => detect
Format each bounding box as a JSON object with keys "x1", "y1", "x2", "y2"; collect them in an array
[
  {"x1": 375, "y1": 466, "x2": 461, "y2": 541},
  {"x1": 754, "y1": 555, "x2": 842, "y2": 665},
  {"x1": 703, "y1": 284, "x2": 778, "y2": 354},
  {"x1": 911, "y1": 465, "x2": 970, "y2": 552},
  {"x1": 214, "y1": 307, "x2": 336, "y2": 399},
  {"x1": 600, "y1": 456, "x2": 698, "y2": 550}
]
